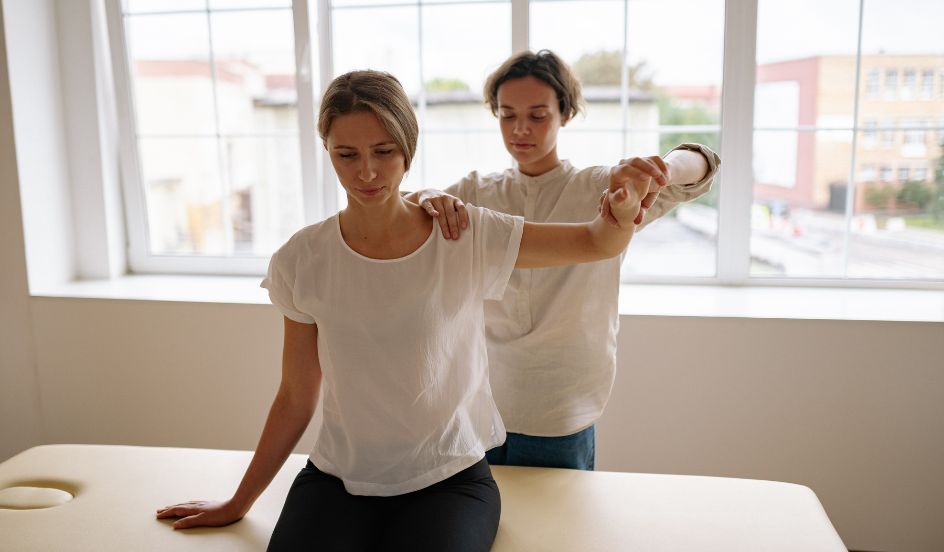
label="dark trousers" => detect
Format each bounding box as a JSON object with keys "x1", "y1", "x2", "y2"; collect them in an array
[
  {"x1": 267, "y1": 458, "x2": 500, "y2": 551},
  {"x1": 486, "y1": 425, "x2": 595, "y2": 471}
]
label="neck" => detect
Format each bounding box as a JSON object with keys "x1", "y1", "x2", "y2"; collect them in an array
[
  {"x1": 518, "y1": 151, "x2": 562, "y2": 177},
  {"x1": 340, "y1": 194, "x2": 413, "y2": 243}
]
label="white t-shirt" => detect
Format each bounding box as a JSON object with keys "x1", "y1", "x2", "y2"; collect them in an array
[
  {"x1": 261, "y1": 205, "x2": 524, "y2": 496},
  {"x1": 445, "y1": 144, "x2": 719, "y2": 437}
]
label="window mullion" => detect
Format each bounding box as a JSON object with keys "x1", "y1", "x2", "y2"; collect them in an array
[
  {"x1": 620, "y1": 0, "x2": 629, "y2": 155},
  {"x1": 204, "y1": 3, "x2": 235, "y2": 255},
  {"x1": 840, "y1": 0, "x2": 867, "y2": 278},
  {"x1": 417, "y1": 2, "x2": 427, "y2": 188},
  {"x1": 317, "y1": 0, "x2": 337, "y2": 216},
  {"x1": 716, "y1": 0, "x2": 758, "y2": 284},
  {"x1": 512, "y1": 0, "x2": 528, "y2": 53},
  {"x1": 104, "y1": 0, "x2": 151, "y2": 274},
  {"x1": 293, "y1": 0, "x2": 322, "y2": 222}
]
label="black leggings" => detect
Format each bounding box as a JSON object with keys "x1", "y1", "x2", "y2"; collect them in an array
[{"x1": 267, "y1": 458, "x2": 501, "y2": 551}]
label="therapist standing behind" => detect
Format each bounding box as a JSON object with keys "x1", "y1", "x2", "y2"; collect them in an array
[{"x1": 410, "y1": 50, "x2": 720, "y2": 471}]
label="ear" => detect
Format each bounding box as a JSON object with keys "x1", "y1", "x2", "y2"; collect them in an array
[{"x1": 323, "y1": 141, "x2": 328, "y2": 152}]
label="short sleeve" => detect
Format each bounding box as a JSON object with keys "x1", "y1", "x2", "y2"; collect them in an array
[
  {"x1": 260, "y1": 247, "x2": 315, "y2": 324},
  {"x1": 468, "y1": 205, "x2": 524, "y2": 301}
]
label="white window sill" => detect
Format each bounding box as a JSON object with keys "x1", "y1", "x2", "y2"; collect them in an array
[{"x1": 30, "y1": 275, "x2": 944, "y2": 323}]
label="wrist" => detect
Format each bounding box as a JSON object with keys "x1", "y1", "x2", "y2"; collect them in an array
[{"x1": 227, "y1": 494, "x2": 254, "y2": 517}]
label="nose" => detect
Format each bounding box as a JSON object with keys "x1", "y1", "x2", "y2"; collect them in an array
[
  {"x1": 512, "y1": 118, "x2": 530, "y2": 136},
  {"x1": 357, "y1": 156, "x2": 376, "y2": 182}
]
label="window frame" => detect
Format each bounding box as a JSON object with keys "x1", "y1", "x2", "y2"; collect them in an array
[{"x1": 99, "y1": 0, "x2": 944, "y2": 289}]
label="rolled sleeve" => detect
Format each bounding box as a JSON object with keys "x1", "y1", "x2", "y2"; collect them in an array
[
  {"x1": 640, "y1": 143, "x2": 721, "y2": 230},
  {"x1": 260, "y1": 252, "x2": 315, "y2": 324}
]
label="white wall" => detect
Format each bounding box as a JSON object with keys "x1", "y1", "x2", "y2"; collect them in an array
[
  {"x1": 14, "y1": 296, "x2": 944, "y2": 552},
  {"x1": 0, "y1": 0, "x2": 45, "y2": 463},
  {"x1": 2, "y1": 0, "x2": 76, "y2": 292},
  {"x1": 599, "y1": 316, "x2": 944, "y2": 552}
]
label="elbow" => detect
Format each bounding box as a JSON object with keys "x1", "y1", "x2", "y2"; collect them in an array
[{"x1": 276, "y1": 382, "x2": 319, "y2": 420}]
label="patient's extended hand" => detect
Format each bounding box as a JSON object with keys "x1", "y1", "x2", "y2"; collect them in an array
[{"x1": 156, "y1": 498, "x2": 245, "y2": 529}]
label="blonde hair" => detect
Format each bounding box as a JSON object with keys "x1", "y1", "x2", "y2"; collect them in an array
[
  {"x1": 318, "y1": 70, "x2": 419, "y2": 171},
  {"x1": 483, "y1": 49, "x2": 584, "y2": 122}
]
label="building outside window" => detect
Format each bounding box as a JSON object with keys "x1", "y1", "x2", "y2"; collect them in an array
[
  {"x1": 921, "y1": 69, "x2": 934, "y2": 99},
  {"x1": 884, "y1": 68, "x2": 897, "y2": 99},
  {"x1": 105, "y1": 0, "x2": 944, "y2": 284},
  {"x1": 901, "y1": 68, "x2": 916, "y2": 100},
  {"x1": 865, "y1": 69, "x2": 880, "y2": 98},
  {"x1": 879, "y1": 165, "x2": 893, "y2": 182}
]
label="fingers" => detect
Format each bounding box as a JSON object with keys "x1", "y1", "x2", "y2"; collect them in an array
[
  {"x1": 435, "y1": 207, "x2": 451, "y2": 240},
  {"x1": 443, "y1": 200, "x2": 464, "y2": 239},
  {"x1": 641, "y1": 189, "x2": 661, "y2": 209},
  {"x1": 156, "y1": 505, "x2": 198, "y2": 519},
  {"x1": 173, "y1": 512, "x2": 205, "y2": 530},
  {"x1": 599, "y1": 193, "x2": 619, "y2": 227},
  {"x1": 422, "y1": 198, "x2": 466, "y2": 240},
  {"x1": 606, "y1": 186, "x2": 644, "y2": 227},
  {"x1": 457, "y1": 202, "x2": 469, "y2": 231},
  {"x1": 157, "y1": 501, "x2": 228, "y2": 530},
  {"x1": 648, "y1": 155, "x2": 669, "y2": 175},
  {"x1": 421, "y1": 200, "x2": 439, "y2": 217},
  {"x1": 616, "y1": 156, "x2": 669, "y2": 188}
]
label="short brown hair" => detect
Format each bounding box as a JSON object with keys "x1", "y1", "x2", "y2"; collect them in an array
[
  {"x1": 318, "y1": 70, "x2": 419, "y2": 171},
  {"x1": 483, "y1": 49, "x2": 584, "y2": 122}
]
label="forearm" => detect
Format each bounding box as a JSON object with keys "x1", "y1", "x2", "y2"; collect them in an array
[
  {"x1": 229, "y1": 385, "x2": 318, "y2": 514},
  {"x1": 516, "y1": 216, "x2": 634, "y2": 268},
  {"x1": 587, "y1": 216, "x2": 635, "y2": 258},
  {"x1": 664, "y1": 149, "x2": 709, "y2": 186}
]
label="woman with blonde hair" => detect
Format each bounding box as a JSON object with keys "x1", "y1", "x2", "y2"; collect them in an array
[
  {"x1": 157, "y1": 69, "x2": 654, "y2": 551},
  {"x1": 409, "y1": 49, "x2": 721, "y2": 471}
]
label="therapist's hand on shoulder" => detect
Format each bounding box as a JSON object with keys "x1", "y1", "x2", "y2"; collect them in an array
[
  {"x1": 600, "y1": 156, "x2": 668, "y2": 226},
  {"x1": 418, "y1": 189, "x2": 469, "y2": 240}
]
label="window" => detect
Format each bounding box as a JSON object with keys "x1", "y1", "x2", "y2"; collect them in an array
[
  {"x1": 897, "y1": 166, "x2": 910, "y2": 181},
  {"x1": 884, "y1": 68, "x2": 898, "y2": 99},
  {"x1": 921, "y1": 69, "x2": 934, "y2": 99},
  {"x1": 862, "y1": 119, "x2": 878, "y2": 146},
  {"x1": 880, "y1": 121, "x2": 896, "y2": 148},
  {"x1": 115, "y1": 0, "x2": 305, "y2": 273},
  {"x1": 903, "y1": 120, "x2": 926, "y2": 146},
  {"x1": 901, "y1": 68, "x2": 916, "y2": 99},
  {"x1": 103, "y1": 0, "x2": 944, "y2": 284},
  {"x1": 865, "y1": 69, "x2": 880, "y2": 98},
  {"x1": 530, "y1": 0, "x2": 724, "y2": 279},
  {"x1": 879, "y1": 165, "x2": 893, "y2": 182}
]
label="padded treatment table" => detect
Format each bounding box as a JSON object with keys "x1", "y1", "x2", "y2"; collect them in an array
[{"x1": 0, "y1": 445, "x2": 846, "y2": 551}]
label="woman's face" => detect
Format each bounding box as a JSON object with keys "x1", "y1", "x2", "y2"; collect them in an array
[
  {"x1": 325, "y1": 111, "x2": 406, "y2": 206},
  {"x1": 496, "y1": 75, "x2": 567, "y2": 176}
]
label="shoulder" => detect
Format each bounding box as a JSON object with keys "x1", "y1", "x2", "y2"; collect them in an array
[{"x1": 271, "y1": 216, "x2": 335, "y2": 265}]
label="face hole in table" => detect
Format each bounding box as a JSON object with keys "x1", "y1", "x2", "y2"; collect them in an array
[{"x1": 0, "y1": 483, "x2": 76, "y2": 510}]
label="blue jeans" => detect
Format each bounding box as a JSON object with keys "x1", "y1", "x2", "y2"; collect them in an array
[{"x1": 486, "y1": 425, "x2": 595, "y2": 471}]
